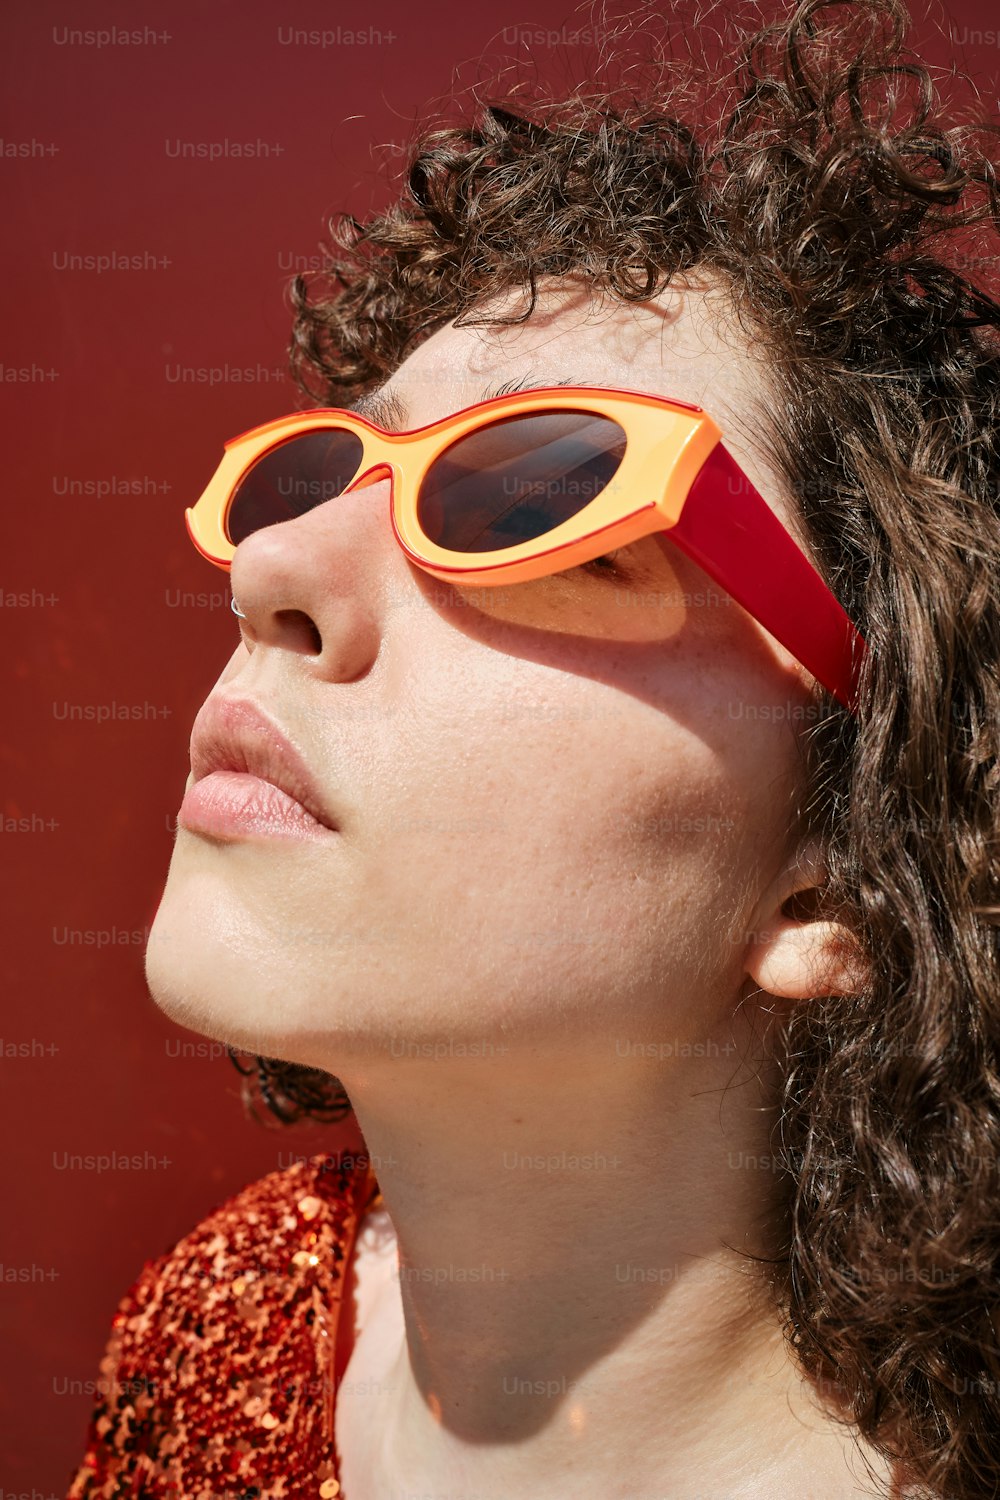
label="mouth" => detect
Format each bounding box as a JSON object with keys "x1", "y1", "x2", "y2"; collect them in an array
[
  {"x1": 178, "y1": 695, "x2": 340, "y2": 842},
  {"x1": 178, "y1": 769, "x2": 337, "y2": 842}
]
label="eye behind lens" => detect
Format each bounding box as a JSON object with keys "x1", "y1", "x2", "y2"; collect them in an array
[
  {"x1": 578, "y1": 549, "x2": 624, "y2": 576},
  {"x1": 226, "y1": 428, "x2": 365, "y2": 546},
  {"x1": 416, "y1": 409, "x2": 628, "y2": 556}
]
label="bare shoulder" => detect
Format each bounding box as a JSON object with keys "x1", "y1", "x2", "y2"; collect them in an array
[
  {"x1": 335, "y1": 1202, "x2": 402, "y2": 1485},
  {"x1": 350, "y1": 1201, "x2": 400, "y2": 1329}
]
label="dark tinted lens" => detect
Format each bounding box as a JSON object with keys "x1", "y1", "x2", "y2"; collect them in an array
[
  {"x1": 416, "y1": 410, "x2": 627, "y2": 554},
  {"x1": 226, "y1": 429, "x2": 365, "y2": 546}
]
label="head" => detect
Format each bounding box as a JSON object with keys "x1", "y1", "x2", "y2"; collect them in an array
[
  {"x1": 154, "y1": 269, "x2": 865, "y2": 1072},
  {"x1": 146, "y1": 0, "x2": 1000, "y2": 1495}
]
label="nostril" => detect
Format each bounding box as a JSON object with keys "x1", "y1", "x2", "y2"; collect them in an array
[{"x1": 274, "y1": 608, "x2": 323, "y2": 656}]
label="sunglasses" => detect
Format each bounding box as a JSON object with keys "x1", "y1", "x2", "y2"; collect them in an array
[{"x1": 185, "y1": 383, "x2": 868, "y2": 714}]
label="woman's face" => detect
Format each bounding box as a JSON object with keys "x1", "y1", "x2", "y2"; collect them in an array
[{"x1": 146, "y1": 274, "x2": 826, "y2": 1070}]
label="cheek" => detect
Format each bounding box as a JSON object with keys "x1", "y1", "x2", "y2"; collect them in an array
[{"x1": 352, "y1": 666, "x2": 753, "y2": 989}]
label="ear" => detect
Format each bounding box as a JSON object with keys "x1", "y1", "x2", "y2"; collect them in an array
[{"x1": 743, "y1": 837, "x2": 870, "y2": 999}]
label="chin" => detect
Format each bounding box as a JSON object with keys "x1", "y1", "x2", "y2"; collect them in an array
[
  {"x1": 143, "y1": 879, "x2": 373, "y2": 1077},
  {"x1": 144, "y1": 877, "x2": 274, "y2": 1053}
]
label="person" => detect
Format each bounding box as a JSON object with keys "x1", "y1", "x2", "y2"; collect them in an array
[{"x1": 67, "y1": 0, "x2": 1000, "y2": 1496}]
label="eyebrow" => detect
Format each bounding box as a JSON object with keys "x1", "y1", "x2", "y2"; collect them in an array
[{"x1": 344, "y1": 373, "x2": 592, "y2": 432}]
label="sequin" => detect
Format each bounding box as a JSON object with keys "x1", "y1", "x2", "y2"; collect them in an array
[{"x1": 65, "y1": 1151, "x2": 381, "y2": 1498}]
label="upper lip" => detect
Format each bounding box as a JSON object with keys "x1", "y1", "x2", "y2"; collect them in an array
[{"x1": 189, "y1": 695, "x2": 339, "y2": 831}]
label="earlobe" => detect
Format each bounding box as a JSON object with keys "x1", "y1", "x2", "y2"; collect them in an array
[
  {"x1": 745, "y1": 916, "x2": 870, "y2": 999},
  {"x1": 743, "y1": 838, "x2": 871, "y2": 1000}
]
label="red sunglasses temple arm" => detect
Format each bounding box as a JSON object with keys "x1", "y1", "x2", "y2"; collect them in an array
[{"x1": 670, "y1": 445, "x2": 868, "y2": 716}]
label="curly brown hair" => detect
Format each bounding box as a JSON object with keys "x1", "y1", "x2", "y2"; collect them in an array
[{"x1": 225, "y1": 0, "x2": 1000, "y2": 1494}]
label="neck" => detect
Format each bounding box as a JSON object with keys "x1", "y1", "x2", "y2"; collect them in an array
[{"x1": 332, "y1": 1011, "x2": 893, "y2": 1498}]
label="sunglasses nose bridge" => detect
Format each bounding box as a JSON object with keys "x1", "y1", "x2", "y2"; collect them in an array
[{"x1": 343, "y1": 459, "x2": 395, "y2": 493}]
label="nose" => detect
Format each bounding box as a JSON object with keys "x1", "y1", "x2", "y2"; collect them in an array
[{"x1": 227, "y1": 467, "x2": 400, "y2": 677}]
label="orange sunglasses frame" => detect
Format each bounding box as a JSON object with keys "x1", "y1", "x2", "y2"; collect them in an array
[{"x1": 185, "y1": 384, "x2": 868, "y2": 715}]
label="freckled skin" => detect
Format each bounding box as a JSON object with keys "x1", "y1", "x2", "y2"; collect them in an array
[{"x1": 146, "y1": 273, "x2": 887, "y2": 1500}]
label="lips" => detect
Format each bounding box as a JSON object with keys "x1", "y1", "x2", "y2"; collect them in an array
[{"x1": 188, "y1": 694, "x2": 339, "y2": 833}]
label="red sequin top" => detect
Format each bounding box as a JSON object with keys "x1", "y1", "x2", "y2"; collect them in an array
[{"x1": 65, "y1": 1149, "x2": 382, "y2": 1500}]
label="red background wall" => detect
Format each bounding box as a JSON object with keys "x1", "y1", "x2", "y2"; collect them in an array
[{"x1": 2, "y1": 0, "x2": 996, "y2": 1491}]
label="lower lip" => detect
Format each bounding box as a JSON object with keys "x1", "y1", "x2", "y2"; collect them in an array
[{"x1": 177, "y1": 771, "x2": 338, "y2": 842}]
